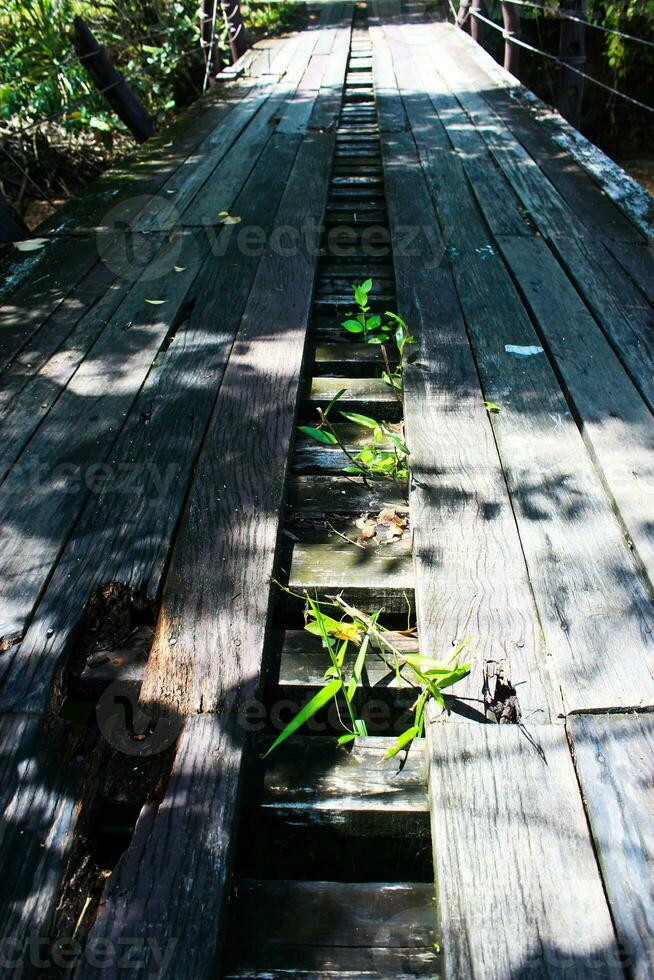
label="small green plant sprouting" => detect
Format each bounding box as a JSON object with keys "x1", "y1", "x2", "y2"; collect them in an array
[
  {"x1": 341, "y1": 278, "x2": 390, "y2": 344},
  {"x1": 341, "y1": 281, "x2": 415, "y2": 395},
  {"x1": 298, "y1": 391, "x2": 409, "y2": 484},
  {"x1": 263, "y1": 590, "x2": 471, "y2": 759}
]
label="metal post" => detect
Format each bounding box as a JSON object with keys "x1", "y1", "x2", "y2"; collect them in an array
[
  {"x1": 221, "y1": 1, "x2": 248, "y2": 64},
  {"x1": 73, "y1": 18, "x2": 155, "y2": 143},
  {"x1": 502, "y1": 1, "x2": 521, "y2": 75},
  {"x1": 558, "y1": 0, "x2": 587, "y2": 128},
  {"x1": 201, "y1": 0, "x2": 223, "y2": 87}
]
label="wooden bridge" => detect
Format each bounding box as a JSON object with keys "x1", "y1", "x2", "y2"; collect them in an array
[{"x1": 0, "y1": 2, "x2": 653, "y2": 976}]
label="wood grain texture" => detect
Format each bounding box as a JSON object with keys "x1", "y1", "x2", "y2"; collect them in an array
[
  {"x1": 2, "y1": 136, "x2": 301, "y2": 714},
  {"x1": 0, "y1": 231, "x2": 208, "y2": 655},
  {"x1": 78, "y1": 713, "x2": 243, "y2": 979},
  {"x1": 427, "y1": 722, "x2": 622, "y2": 980},
  {"x1": 374, "y1": 43, "x2": 558, "y2": 720},
  {"x1": 497, "y1": 234, "x2": 654, "y2": 595},
  {"x1": 0, "y1": 235, "x2": 100, "y2": 372},
  {"x1": 0, "y1": 714, "x2": 99, "y2": 977},
  {"x1": 140, "y1": 132, "x2": 335, "y2": 715},
  {"x1": 257, "y1": 735, "x2": 429, "y2": 836},
  {"x1": 223, "y1": 879, "x2": 439, "y2": 979},
  {"x1": 385, "y1": 34, "x2": 654, "y2": 715},
  {"x1": 428, "y1": 31, "x2": 654, "y2": 418},
  {"x1": 569, "y1": 712, "x2": 654, "y2": 980}
]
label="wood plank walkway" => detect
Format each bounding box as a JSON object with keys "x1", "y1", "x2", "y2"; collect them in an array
[{"x1": 0, "y1": 1, "x2": 653, "y2": 977}]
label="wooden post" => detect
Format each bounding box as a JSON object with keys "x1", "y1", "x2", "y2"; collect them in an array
[
  {"x1": 502, "y1": 1, "x2": 520, "y2": 75},
  {"x1": 455, "y1": 0, "x2": 484, "y2": 44},
  {"x1": 470, "y1": 0, "x2": 484, "y2": 44},
  {"x1": 73, "y1": 17, "x2": 155, "y2": 143},
  {"x1": 0, "y1": 192, "x2": 29, "y2": 244},
  {"x1": 221, "y1": 1, "x2": 248, "y2": 64},
  {"x1": 201, "y1": 0, "x2": 223, "y2": 86},
  {"x1": 558, "y1": 0, "x2": 587, "y2": 128}
]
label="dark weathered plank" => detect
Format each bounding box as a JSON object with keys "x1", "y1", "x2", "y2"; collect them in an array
[
  {"x1": 497, "y1": 234, "x2": 654, "y2": 594},
  {"x1": 388, "y1": 37, "x2": 654, "y2": 714},
  {"x1": 288, "y1": 535, "x2": 413, "y2": 608},
  {"x1": 256, "y1": 735, "x2": 428, "y2": 836},
  {"x1": 223, "y1": 880, "x2": 438, "y2": 979},
  {"x1": 0, "y1": 235, "x2": 101, "y2": 372},
  {"x1": 288, "y1": 474, "x2": 406, "y2": 514},
  {"x1": 0, "y1": 713, "x2": 99, "y2": 975},
  {"x1": 138, "y1": 131, "x2": 334, "y2": 715},
  {"x1": 428, "y1": 31, "x2": 654, "y2": 417},
  {"x1": 375, "y1": 46, "x2": 558, "y2": 720},
  {"x1": 277, "y1": 627, "x2": 418, "y2": 691},
  {"x1": 432, "y1": 22, "x2": 644, "y2": 244},
  {"x1": 569, "y1": 712, "x2": 654, "y2": 980},
  {"x1": 0, "y1": 232, "x2": 208, "y2": 655},
  {"x1": 427, "y1": 722, "x2": 622, "y2": 980},
  {"x1": 79, "y1": 713, "x2": 242, "y2": 979},
  {"x1": 2, "y1": 135, "x2": 301, "y2": 713},
  {"x1": 0, "y1": 234, "x2": 163, "y2": 480},
  {"x1": 38, "y1": 78, "x2": 260, "y2": 234}
]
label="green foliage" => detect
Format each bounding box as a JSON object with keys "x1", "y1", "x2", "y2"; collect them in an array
[
  {"x1": 0, "y1": 1, "x2": 299, "y2": 132},
  {"x1": 298, "y1": 390, "x2": 410, "y2": 483},
  {"x1": 263, "y1": 592, "x2": 471, "y2": 759},
  {"x1": 341, "y1": 281, "x2": 414, "y2": 394}
]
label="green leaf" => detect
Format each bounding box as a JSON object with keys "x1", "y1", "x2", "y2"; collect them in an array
[
  {"x1": 387, "y1": 433, "x2": 410, "y2": 456},
  {"x1": 385, "y1": 725, "x2": 420, "y2": 759},
  {"x1": 484, "y1": 401, "x2": 501, "y2": 413},
  {"x1": 342, "y1": 319, "x2": 364, "y2": 334},
  {"x1": 337, "y1": 732, "x2": 357, "y2": 746},
  {"x1": 340, "y1": 411, "x2": 378, "y2": 429},
  {"x1": 298, "y1": 425, "x2": 337, "y2": 445},
  {"x1": 366, "y1": 314, "x2": 381, "y2": 330},
  {"x1": 261, "y1": 679, "x2": 342, "y2": 757},
  {"x1": 344, "y1": 465, "x2": 363, "y2": 474},
  {"x1": 324, "y1": 388, "x2": 348, "y2": 418},
  {"x1": 354, "y1": 286, "x2": 369, "y2": 308},
  {"x1": 346, "y1": 612, "x2": 379, "y2": 703},
  {"x1": 354, "y1": 718, "x2": 368, "y2": 736},
  {"x1": 360, "y1": 278, "x2": 373, "y2": 294}
]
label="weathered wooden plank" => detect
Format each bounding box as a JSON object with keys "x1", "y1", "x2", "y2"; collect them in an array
[
  {"x1": 306, "y1": 376, "x2": 401, "y2": 416},
  {"x1": 388, "y1": 40, "x2": 654, "y2": 714},
  {"x1": 277, "y1": 627, "x2": 417, "y2": 690},
  {"x1": 0, "y1": 234, "x2": 163, "y2": 481},
  {"x1": 606, "y1": 240, "x2": 654, "y2": 305},
  {"x1": 0, "y1": 232, "x2": 208, "y2": 655},
  {"x1": 569, "y1": 712, "x2": 654, "y2": 980},
  {"x1": 293, "y1": 422, "x2": 395, "y2": 474},
  {"x1": 135, "y1": 37, "x2": 307, "y2": 231},
  {"x1": 427, "y1": 723, "x2": 622, "y2": 980},
  {"x1": 79, "y1": 713, "x2": 242, "y2": 979},
  {"x1": 0, "y1": 235, "x2": 101, "y2": 373},
  {"x1": 38, "y1": 78, "x2": 259, "y2": 234},
  {"x1": 287, "y1": 474, "x2": 406, "y2": 513},
  {"x1": 223, "y1": 880, "x2": 438, "y2": 979},
  {"x1": 1, "y1": 135, "x2": 301, "y2": 714},
  {"x1": 139, "y1": 130, "x2": 334, "y2": 715},
  {"x1": 288, "y1": 535, "x2": 413, "y2": 607},
  {"x1": 497, "y1": 234, "x2": 654, "y2": 595},
  {"x1": 375, "y1": 46, "x2": 557, "y2": 719},
  {"x1": 0, "y1": 713, "x2": 99, "y2": 976},
  {"x1": 428, "y1": 32, "x2": 654, "y2": 417},
  {"x1": 256, "y1": 735, "x2": 428, "y2": 836},
  {"x1": 369, "y1": 22, "x2": 406, "y2": 134},
  {"x1": 431, "y1": 21, "x2": 644, "y2": 245}
]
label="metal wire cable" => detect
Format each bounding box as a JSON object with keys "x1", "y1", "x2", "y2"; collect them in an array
[
  {"x1": 469, "y1": 7, "x2": 654, "y2": 114},
  {"x1": 501, "y1": 0, "x2": 654, "y2": 50}
]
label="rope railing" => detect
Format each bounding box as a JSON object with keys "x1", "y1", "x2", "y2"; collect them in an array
[
  {"x1": 449, "y1": 1, "x2": 654, "y2": 125},
  {"x1": 501, "y1": 0, "x2": 654, "y2": 50}
]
